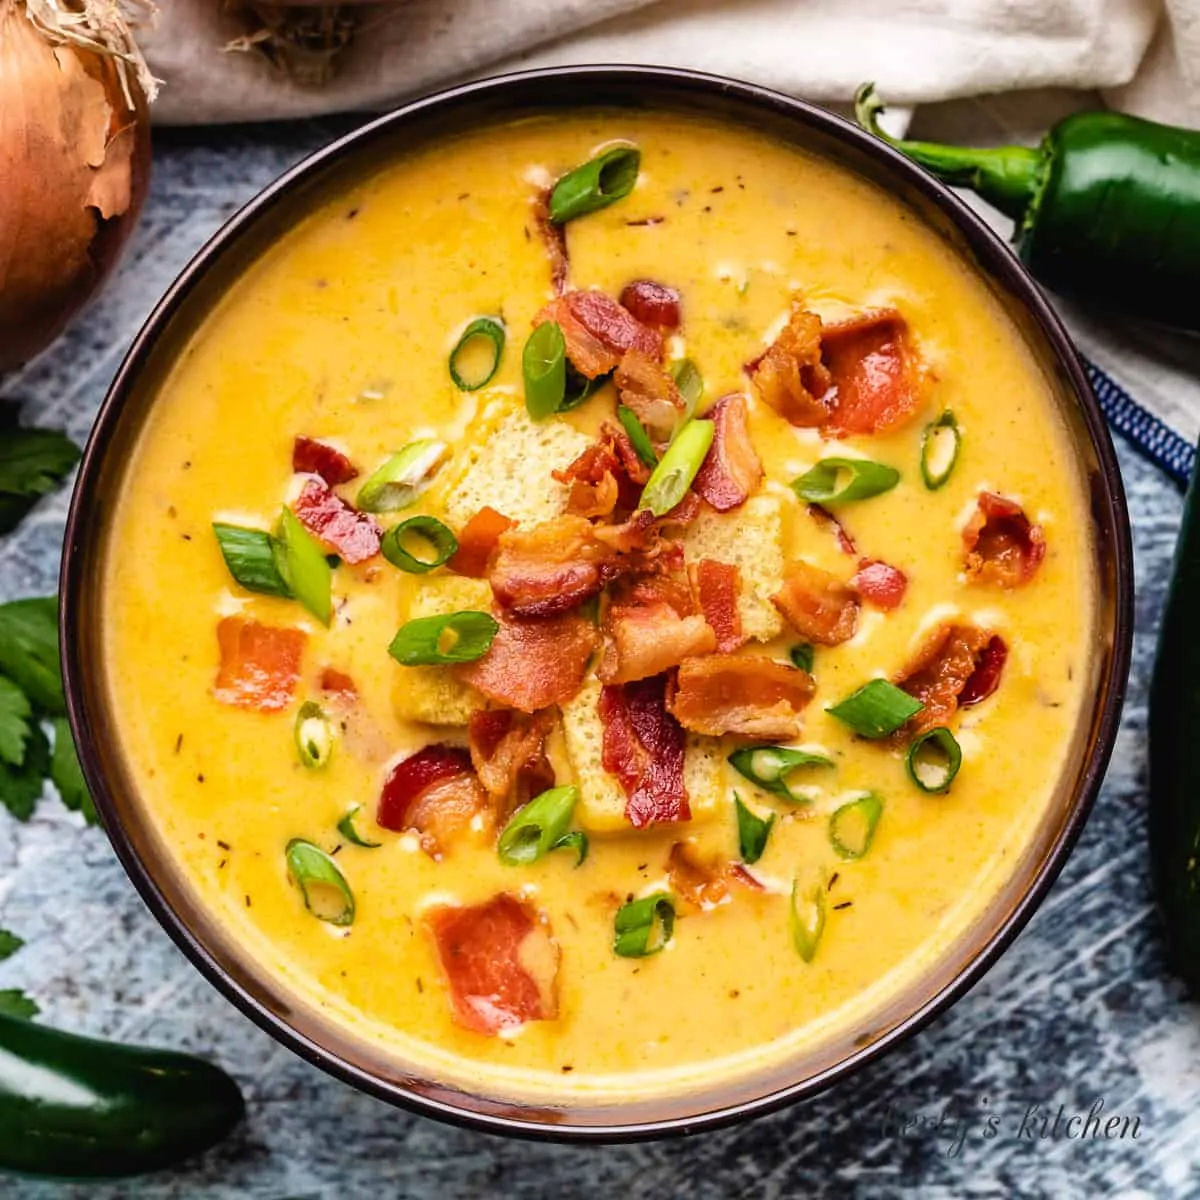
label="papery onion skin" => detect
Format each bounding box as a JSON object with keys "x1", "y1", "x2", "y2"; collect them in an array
[{"x1": 0, "y1": 3, "x2": 150, "y2": 371}]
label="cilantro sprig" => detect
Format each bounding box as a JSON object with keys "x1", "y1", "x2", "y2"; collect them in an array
[{"x1": 0, "y1": 406, "x2": 81, "y2": 535}]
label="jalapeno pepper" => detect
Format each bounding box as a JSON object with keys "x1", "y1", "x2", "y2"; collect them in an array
[{"x1": 856, "y1": 84, "x2": 1200, "y2": 331}]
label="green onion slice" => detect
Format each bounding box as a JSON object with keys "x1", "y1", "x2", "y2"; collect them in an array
[
  {"x1": 356, "y1": 440, "x2": 447, "y2": 514},
  {"x1": 906, "y1": 726, "x2": 963, "y2": 794},
  {"x1": 613, "y1": 893, "x2": 675, "y2": 958},
  {"x1": 790, "y1": 643, "x2": 815, "y2": 673},
  {"x1": 274, "y1": 507, "x2": 333, "y2": 626},
  {"x1": 549, "y1": 146, "x2": 641, "y2": 224},
  {"x1": 829, "y1": 793, "x2": 884, "y2": 860},
  {"x1": 790, "y1": 872, "x2": 827, "y2": 963},
  {"x1": 294, "y1": 701, "x2": 335, "y2": 770},
  {"x1": 617, "y1": 405, "x2": 659, "y2": 467},
  {"x1": 213, "y1": 524, "x2": 292, "y2": 598},
  {"x1": 337, "y1": 805, "x2": 380, "y2": 849},
  {"x1": 638, "y1": 419, "x2": 714, "y2": 517},
  {"x1": 285, "y1": 839, "x2": 355, "y2": 926},
  {"x1": 792, "y1": 457, "x2": 900, "y2": 505},
  {"x1": 734, "y1": 792, "x2": 776, "y2": 865},
  {"x1": 728, "y1": 745, "x2": 833, "y2": 804},
  {"x1": 669, "y1": 358, "x2": 704, "y2": 425},
  {"x1": 920, "y1": 410, "x2": 961, "y2": 490},
  {"x1": 388, "y1": 610, "x2": 499, "y2": 666},
  {"x1": 448, "y1": 317, "x2": 505, "y2": 391},
  {"x1": 497, "y1": 785, "x2": 582, "y2": 866},
  {"x1": 552, "y1": 830, "x2": 589, "y2": 866},
  {"x1": 827, "y1": 679, "x2": 924, "y2": 739},
  {"x1": 523, "y1": 321, "x2": 568, "y2": 419},
  {"x1": 381, "y1": 516, "x2": 458, "y2": 574}
]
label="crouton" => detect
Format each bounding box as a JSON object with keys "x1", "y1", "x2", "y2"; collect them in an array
[
  {"x1": 680, "y1": 492, "x2": 786, "y2": 641},
  {"x1": 441, "y1": 400, "x2": 593, "y2": 528}
]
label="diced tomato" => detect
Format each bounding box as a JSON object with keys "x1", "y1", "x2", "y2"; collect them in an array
[
  {"x1": 693, "y1": 559, "x2": 744, "y2": 653},
  {"x1": 773, "y1": 560, "x2": 860, "y2": 645},
  {"x1": 448, "y1": 507, "x2": 515, "y2": 578},
  {"x1": 667, "y1": 655, "x2": 814, "y2": 740},
  {"x1": 963, "y1": 492, "x2": 1046, "y2": 587},
  {"x1": 619, "y1": 280, "x2": 682, "y2": 331},
  {"x1": 213, "y1": 617, "x2": 305, "y2": 713},
  {"x1": 852, "y1": 559, "x2": 908, "y2": 610},
  {"x1": 292, "y1": 436, "x2": 358, "y2": 485},
  {"x1": 821, "y1": 309, "x2": 923, "y2": 436},
  {"x1": 692, "y1": 393, "x2": 763, "y2": 512},
  {"x1": 292, "y1": 478, "x2": 381, "y2": 565}
]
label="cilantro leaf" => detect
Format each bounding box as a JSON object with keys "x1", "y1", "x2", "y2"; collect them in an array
[
  {"x1": 0, "y1": 720, "x2": 49, "y2": 820},
  {"x1": 51, "y1": 717, "x2": 96, "y2": 824},
  {"x1": 0, "y1": 930, "x2": 23, "y2": 961},
  {"x1": 0, "y1": 597, "x2": 62, "y2": 715},
  {"x1": 0, "y1": 676, "x2": 32, "y2": 767},
  {"x1": 0, "y1": 426, "x2": 81, "y2": 535},
  {"x1": 0, "y1": 989, "x2": 39, "y2": 1020}
]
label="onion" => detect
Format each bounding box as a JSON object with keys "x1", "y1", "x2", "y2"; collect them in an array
[{"x1": 0, "y1": 1, "x2": 155, "y2": 373}]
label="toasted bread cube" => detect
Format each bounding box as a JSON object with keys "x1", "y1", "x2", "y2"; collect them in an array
[
  {"x1": 560, "y1": 677, "x2": 724, "y2": 833},
  {"x1": 681, "y1": 491, "x2": 786, "y2": 641}
]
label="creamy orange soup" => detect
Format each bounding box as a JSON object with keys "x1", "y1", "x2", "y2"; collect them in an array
[{"x1": 102, "y1": 112, "x2": 1094, "y2": 1103}]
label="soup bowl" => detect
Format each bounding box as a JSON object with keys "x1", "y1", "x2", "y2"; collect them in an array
[{"x1": 60, "y1": 66, "x2": 1132, "y2": 1140}]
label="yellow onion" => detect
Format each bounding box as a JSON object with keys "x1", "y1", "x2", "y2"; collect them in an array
[{"x1": 0, "y1": 1, "x2": 154, "y2": 372}]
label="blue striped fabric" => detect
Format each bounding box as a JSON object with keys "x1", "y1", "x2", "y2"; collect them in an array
[{"x1": 1084, "y1": 357, "x2": 1195, "y2": 487}]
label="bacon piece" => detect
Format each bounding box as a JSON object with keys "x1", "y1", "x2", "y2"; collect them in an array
[
  {"x1": 378, "y1": 745, "x2": 489, "y2": 856},
  {"x1": 602, "y1": 420, "x2": 653, "y2": 489},
  {"x1": 468, "y1": 709, "x2": 557, "y2": 810},
  {"x1": 894, "y1": 623, "x2": 1001, "y2": 737},
  {"x1": 213, "y1": 617, "x2": 305, "y2": 712},
  {"x1": 455, "y1": 611, "x2": 597, "y2": 713},
  {"x1": 489, "y1": 516, "x2": 618, "y2": 617},
  {"x1": 821, "y1": 309, "x2": 922, "y2": 436},
  {"x1": 292, "y1": 436, "x2": 358, "y2": 486},
  {"x1": 693, "y1": 559, "x2": 744, "y2": 653},
  {"x1": 425, "y1": 894, "x2": 558, "y2": 1035},
  {"x1": 291, "y1": 478, "x2": 381, "y2": 565},
  {"x1": 599, "y1": 674, "x2": 690, "y2": 828},
  {"x1": 597, "y1": 602, "x2": 716, "y2": 685},
  {"x1": 619, "y1": 280, "x2": 681, "y2": 331},
  {"x1": 749, "y1": 305, "x2": 832, "y2": 426},
  {"x1": 692, "y1": 393, "x2": 763, "y2": 512},
  {"x1": 535, "y1": 290, "x2": 662, "y2": 379},
  {"x1": 668, "y1": 655, "x2": 814, "y2": 740},
  {"x1": 614, "y1": 349, "x2": 685, "y2": 442},
  {"x1": 808, "y1": 503, "x2": 857, "y2": 556},
  {"x1": 963, "y1": 492, "x2": 1046, "y2": 587},
  {"x1": 959, "y1": 635, "x2": 1008, "y2": 707},
  {"x1": 668, "y1": 842, "x2": 734, "y2": 909},
  {"x1": 852, "y1": 559, "x2": 908, "y2": 610},
  {"x1": 773, "y1": 561, "x2": 860, "y2": 646},
  {"x1": 532, "y1": 187, "x2": 569, "y2": 295},
  {"x1": 319, "y1": 667, "x2": 357, "y2": 704},
  {"x1": 553, "y1": 442, "x2": 622, "y2": 520},
  {"x1": 448, "y1": 507, "x2": 515, "y2": 579}
]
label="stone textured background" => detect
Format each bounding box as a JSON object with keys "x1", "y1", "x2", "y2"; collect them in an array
[{"x1": 1, "y1": 115, "x2": 1196, "y2": 1198}]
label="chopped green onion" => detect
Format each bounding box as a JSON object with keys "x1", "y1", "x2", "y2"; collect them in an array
[
  {"x1": 558, "y1": 366, "x2": 611, "y2": 412},
  {"x1": 388, "y1": 610, "x2": 499, "y2": 665},
  {"x1": 613, "y1": 893, "x2": 675, "y2": 958},
  {"x1": 497, "y1": 785, "x2": 582, "y2": 866},
  {"x1": 920, "y1": 410, "x2": 961, "y2": 490},
  {"x1": 337, "y1": 805, "x2": 380, "y2": 848},
  {"x1": 790, "y1": 643, "x2": 815, "y2": 673},
  {"x1": 553, "y1": 830, "x2": 589, "y2": 866},
  {"x1": 827, "y1": 679, "x2": 924, "y2": 739},
  {"x1": 638, "y1": 419, "x2": 714, "y2": 516},
  {"x1": 285, "y1": 839, "x2": 355, "y2": 926},
  {"x1": 523, "y1": 321, "x2": 568, "y2": 419},
  {"x1": 906, "y1": 726, "x2": 962, "y2": 793},
  {"x1": 448, "y1": 317, "x2": 505, "y2": 391},
  {"x1": 792, "y1": 457, "x2": 900, "y2": 505},
  {"x1": 728, "y1": 745, "x2": 833, "y2": 804},
  {"x1": 549, "y1": 146, "x2": 641, "y2": 224},
  {"x1": 274, "y1": 507, "x2": 332, "y2": 626},
  {"x1": 212, "y1": 524, "x2": 292, "y2": 598},
  {"x1": 790, "y1": 872, "x2": 827, "y2": 963},
  {"x1": 617, "y1": 405, "x2": 659, "y2": 467},
  {"x1": 829, "y1": 793, "x2": 884, "y2": 860},
  {"x1": 734, "y1": 792, "x2": 776, "y2": 865},
  {"x1": 381, "y1": 515, "x2": 458, "y2": 574},
  {"x1": 294, "y1": 701, "x2": 335, "y2": 770},
  {"x1": 356, "y1": 440, "x2": 447, "y2": 513},
  {"x1": 668, "y1": 358, "x2": 704, "y2": 424}
]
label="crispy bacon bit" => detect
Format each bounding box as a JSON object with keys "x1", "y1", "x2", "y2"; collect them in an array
[
  {"x1": 425, "y1": 894, "x2": 559, "y2": 1035},
  {"x1": 749, "y1": 304, "x2": 832, "y2": 426},
  {"x1": 959, "y1": 635, "x2": 1008, "y2": 707},
  {"x1": 693, "y1": 559, "x2": 744, "y2": 652},
  {"x1": 821, "y1": 309, "x2": 922, "y2": 436},
  {"x1": 292, "y1": 478, "x2": 381, "y2": 565},
  {"x1": 319, "y1": 667, "x2": 357, "y2": 704},
  {"x1": 599, "y1": 674, "x2": 690, "y2": 828},
  {"x1": 553, "y1": 442, "x2": 622, "y2": 520},
  {"x1": 619, "y1": 280, "x2": 682, "y2": 332},
  {"x1": 598, "y1": 602, "x2": 716, "y2": 685},
  {"x1": 378, "y1": 744, "x2": 489, "y2": 856},
  {"x1": 729, "y1": 863, "x2": 767, "y2": 892},
  {"x1": 692, "y1": 393, "x2": 763, "y2": 512},
  {"x1": 455, "y1": 611, "x2": 597, "y2": 713},
  {"x1": 532, "y1": 188, "x2": 570, "y2": 295},
  {"x1": 668, "y1": 842, "x2": 733, "y2": 909},
  {"x1": 963, "y1": 492, "x2": 1046, "y2": 587},
  {"x1": 667, "y1": 655, "x2": 814, "y2": 740},
  {"x1": 468, "y1": 709, "x2": 557, "y2": 810},
  {"x1": 535, "y1": 290, "x2": 663, "y2": 379},
  {"x1": 660, "y1": 490, "x2": 704, "y2": 527},
  {"x1": 614, "y1": 349, "x2": 686, "y2": 442},
  {"x1": 592, "y1": 508, "x2": 660, "y2": 555},
  {"x1": 603, "y1": 420, "x2": 653, "y2": 488},
  {"x1": 292, "y1": 436, "x2": 358, "y2": 485},
  {"x1": 213, "y1": 617, "x2": 305, "y2": 712},
  {"x1": 489, "y1": 516, "x2": 617, "y2": 617},
  {"x1": 807, "y1": 503, "x2": 857, "y2": 556},
  {"x1": 448, "y1": 506, "x2": 515, "y2": 578},
  {"x1": 852, "y1": 559, "x2": 908, "y2": 610},
  {"x1": 894, "y1": 623, "x2": 1000, "y2": 737},
  {"x1": 773, "y1": 561, "x2": 860, "y2": 646}
]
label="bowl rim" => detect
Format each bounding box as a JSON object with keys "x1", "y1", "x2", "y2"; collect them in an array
[{"x1": 60, "y1": 63, "x2": 1134, "y2": 1142}]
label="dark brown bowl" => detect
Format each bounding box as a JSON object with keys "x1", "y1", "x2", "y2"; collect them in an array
[{"x1": 60, "y1": 66, "x2": 1133, "y2": 1141}]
